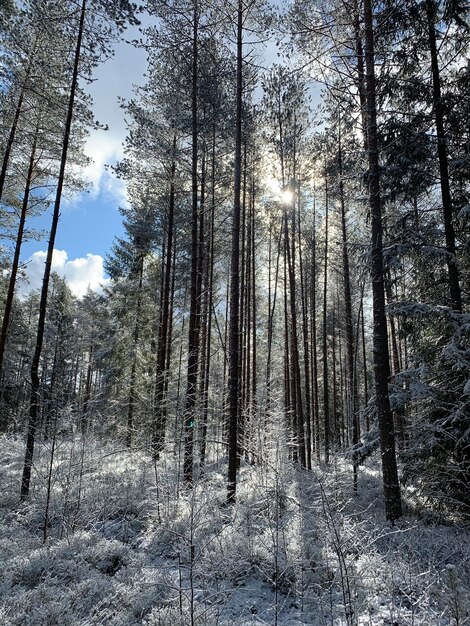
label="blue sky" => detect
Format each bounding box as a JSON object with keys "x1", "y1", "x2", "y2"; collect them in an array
[
  {"x1": 15, "y1": 20, "x2": 148, "y2": 294},
  {"x1": 21, "y1": 180, "x2": 126, "y2": 262},
  {"x1": 15, "y1": 12, "x2": 322, "y2": 297}
]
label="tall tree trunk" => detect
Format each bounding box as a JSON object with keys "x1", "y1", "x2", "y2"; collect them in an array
[
  {"x1": 243, "y1": 165, "x2": 252, "y2": 463},
  {"x1": 0, "y1": 83, "x2": 27, "y2": 201},
  {"x1": 250, "y1": 176, "x2": 258, "y2": 456},
  {"x1": 199, "y1": 127, "x2": 216, "y2": 471},
  {"x1": 227, "y1": 0, "x2": 243, "y2": 503},
  {"x1": 82, "y1": 340, "x2": 94, "y2": 434},
  {"x1": 237, "y1": 143, "x2": 247, "y2": 468},
  {"x1": 153, "y1": 135, "x2": 176, "y2": 457},
  {"x1": 332, "y1": 301, "x2": 339, "y2": 449},
  {"x1": 310, "y1": 200, "x2": 320, "y2": 460},
  {"x1": 164, "y1": 241, "x2": 177, "y2": 416},
  {"x1": 183, "y1": 2, "x2": 200, "y2": 484},
  {"x1": 322, "y1": 172, "x2": 330, "y2": 464},
  {"x1": 425, "y1": 0, "x2": 462, "y2": 312},
  {"x1": 283, "y1": 226, "x2": 293, "y2": 460},
  {"x1": 363, "y1": 0, "x2": 402, "y2": 521},
  {"x1": 298, "y1": 188, "x2": 312, "y2": 469},
  {"x1": 20, "y1": 0, "x2": 87, "y2": 500},
  {"x1": 126, "y1": 254, "x2": 144, "y2": 448},
  {"x1": 285, "y1": 200, "x2": 306, "y2": 467},
  {"x1": 338, "y1": 127, "x2": 359, "y2": 486},
  {"x1": 385, "y1": 275, "x2": 405, "y2": 446},
  {"x1": 337, "y1": 295, "x2": 346, "y2": 447},
  {"x1": 0, "y1": 125, "x2": 38, "y2": 386},
  {"x1": 265, "y1": 218, "x2": 282, "y2": 422},
  {"x1": 359, "y1": 284, "x2": 369, "y2": 413}
]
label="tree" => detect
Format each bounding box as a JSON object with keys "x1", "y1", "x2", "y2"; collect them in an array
[
  {"x1": 21, "y1": 0, "x2": 88, "y2": 499},
  {"x1": 261, "y1": 66, "x2": 311, "y2": 468},
  {"x1": 363, "y1": 0, "x2": 402, "y2": 522},
  {"x1": 20, "y1": 0, "x2": 139, "y2": 499},
  {"x1": 0, "y1": 0, "x2": 91, "y2": 387},
  {"x1": 227, "y1": 0, "x2": 243, "y2": 503},
  {"x1": 424, "y1": 0, "x2": 463, "y2": 311}
]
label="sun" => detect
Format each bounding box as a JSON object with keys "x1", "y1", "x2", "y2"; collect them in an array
[
  {"x1": 262, "y1": 175, "x2": 295, "y2": 205},
  {"x1": 281, "y1": 189, "x2": 294, "y2": 204}
]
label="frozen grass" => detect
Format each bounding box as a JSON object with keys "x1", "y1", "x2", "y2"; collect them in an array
[{"x1": 0, "y1": 433, "x2": 469, "y2": 625}]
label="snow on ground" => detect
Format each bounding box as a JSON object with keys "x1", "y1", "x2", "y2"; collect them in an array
[{"x1": 0, "y1": 434, "x2": 469, "y2": 625}]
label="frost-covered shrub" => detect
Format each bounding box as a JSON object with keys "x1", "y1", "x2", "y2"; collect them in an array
[
  {"x1": 83, "y1": 537, "x2": 131, "y2": 575},
  {"x1": 1, "y1": 435, "x2": 469, "y2": 626},
  {"x1": 441, "y1": 563, "x2": 470, "y2": 625},
  {"x1": 7, "y1": 535, "x2": 90, "y2": 588},
  {"x1": 143, "y1": 606, "x2": 220, "y2": 626}
]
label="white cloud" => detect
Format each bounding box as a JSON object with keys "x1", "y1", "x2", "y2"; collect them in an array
[
  {"x1": 20, "y1": 249, "x2": 109, "y2": 299},
  {"x1": 62, "y1": 130, "x2": 129, "y2": 212},
  {"x1": 81, "y1": 131, "x2": 129, "y2": 207},
  {"x1": 83, "y1": 132, "x2": 123, "y2": 190}
]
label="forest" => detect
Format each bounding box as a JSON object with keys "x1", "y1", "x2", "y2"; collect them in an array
[{"x1": 0, "y1": 0, "x2": 469, "y2": 624}]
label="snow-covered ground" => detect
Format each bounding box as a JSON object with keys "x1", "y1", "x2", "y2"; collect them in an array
[{"x1": 0, "y1": 435, "x2": 469, "y2": 625}]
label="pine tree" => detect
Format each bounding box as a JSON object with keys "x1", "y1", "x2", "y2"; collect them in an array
[{"x1": 20, "y1": 0, "x2": 139, "y2": 499}]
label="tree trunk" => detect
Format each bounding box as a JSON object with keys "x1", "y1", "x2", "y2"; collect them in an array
[
  {"x1": 310, "y1": 199, "x2": 320, "y2": 460},
  {"x1": 283, "y1": 226, "x2": 293, "y2": 460},
  {"x1": 425, "y1": 0, "x2": 462, "y2": 312},
  {"x1": 363, "y1": 0, "x2": 402, "y2": 522},
  {"x1": 250, "y1": 176, "x2": 258, "y2": 457},
  {"x1": 359, "y1": 285, "x2": 369, "y2": 413},
  {"x1": 154, "y1": 135, "x2": 176, "y2": 458},
  {"x1": 265, "y1": 217, "x2": 282, "y2": 423},
  {"x1": 199, "y1": 127, "x2": 216, "y2": 471},
  {"x1": 0, "y1": 125, "x2": 38, "y2": 386},
  {"x1": 0, "y1": 85, "x2": 26, "y2": 201},
  {"x1": 237, "y1": 142, "x2": 247, "y2": 468},
  {"x1": 82, "y1": 340, "x2": 94, "y2": 434},
  {"x1": 183, "y1": 2, "x2": 200, "y2": 484},
  {"x1": 298, "y1": 187, "x2": 312, "y2": 469},
  {"x1": 332, "y1": 301, "x2": 339, "y2": 448},
  {"x1": 126, "y1": 254, "x2": 144, "y2": 448},
  {"x1": 285, "y1": 199, "x2": 306, "y2": 467},
  {"x1": 227, "y1": 0, "x2": 243, "y2": 503},
  {"x1": 338, "y1": 128, "x2": 359, "y2": 486},
  {"x1": 322, "y1": 172, "x2": 330, "y2": 464},
  {"x1": 20, "y1": 0, "x2": 87, "y2": 500}
]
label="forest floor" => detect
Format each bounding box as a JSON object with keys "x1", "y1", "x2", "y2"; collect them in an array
[{"x1": 0, "y1": 434, "x2": 469, "y2": 625}]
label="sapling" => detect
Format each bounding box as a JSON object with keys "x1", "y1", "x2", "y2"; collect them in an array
[
  {"x1": 43, "y1": 417, "x2": 58, "y2": 543},
  {"x1": 318, "y1": 469, "x2": 356, "y2": 626},
  {"x1": 444, "y1": 563, "x2": 469, "y2": 626}
]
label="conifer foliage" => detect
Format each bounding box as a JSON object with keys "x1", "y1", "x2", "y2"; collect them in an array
[{"x1": 0, "y1": 2, "x2": 469, "y2": 620}]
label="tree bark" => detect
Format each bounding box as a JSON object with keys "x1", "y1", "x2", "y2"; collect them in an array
[
  {"x1": 20, "y1": 0, "x2": 87, "y2": 500},
  {"x1": 0, "y1": 86, "x2": 26, "y2": 201},
  {"x1": 199, "y1": 127, "x2": 216, "y2": 471},
  {"x1": 183, "y1": 2, "x2": 200, "y2": 484},
  {"x1": 126, "y1": 254, "x2": 144, "y2": 448},
  {"x1": 153, "y1": 135, "x2": 176, "y2": 458},
  {"x1": 298, "y1": 188, "x2": 312, "y2": 469},
  {"x1": 322, "y1": 171, "x2": 330, "y2": 464},
  {"x1": 0, "y1": 125, "x2": 38, "y2": 386},
  {"x1": 310, "y1": 200, "x2": 320, "y2": 460},
  {"x1": 425, "y1": 0, "x2": 462, "y2": 312},
  {"x1": 285, "y1": 198, "x2": 306, "y2": 467},
  {"x1": 338, "y1": 128, "x2": 359, "y2": 486},
  {"x1": 363, "y1": 0, "x2": 402, "y2": 522},
  {"x1": 227, "y1": 0, "x2": 243, "y2": 503}
]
